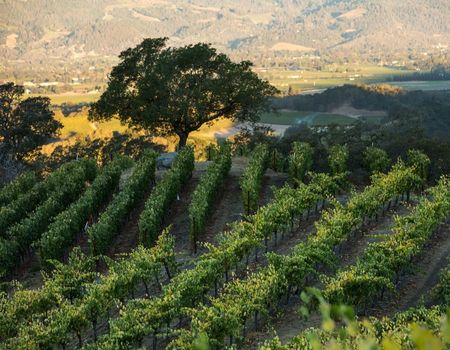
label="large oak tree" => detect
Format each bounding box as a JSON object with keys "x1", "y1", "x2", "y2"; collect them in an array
[
  {"x1": 89, "y1": 38, "x2": 278, "y2": 147},
  {"x1": 0, "y1": 83, "x2": 62, "y2": 160}
]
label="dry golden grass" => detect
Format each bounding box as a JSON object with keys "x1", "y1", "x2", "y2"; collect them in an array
[{"x1": 42, "y1": 109, "x2": 235, "y2": 157}]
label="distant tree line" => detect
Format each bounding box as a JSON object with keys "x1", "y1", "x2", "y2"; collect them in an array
[
  {"x1": 271, "y1": 84, "x2": 450, "y2": 138},
  {"x1": 392, "y1": 66, "x2": 450, "y2": 81}
]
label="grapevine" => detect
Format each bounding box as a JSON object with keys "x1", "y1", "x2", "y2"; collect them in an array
[
  {"x1": 88, "y1": 150, "x2": 157, "y2": 255},
  {"x1": 138, "y1": 146, "x2": 194, "y2": 247},
  {"x1": 240, "y1": 143, "x2": 270, "y2": 215},
  {"x1": 189, "y1": 144, "x2": 231, "y2": 252}
]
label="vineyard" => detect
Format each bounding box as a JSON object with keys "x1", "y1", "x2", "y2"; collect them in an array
[{"x1": 0, "y1": 143, "x2": 448, "y2": 350}]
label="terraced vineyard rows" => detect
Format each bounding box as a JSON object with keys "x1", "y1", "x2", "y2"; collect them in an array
[
  {"x1": 0, "y1": 145, "x2": 448, "y2": 350},
  {"x1": 171, "y1": 161, "x2": 425, "y2": 348}
]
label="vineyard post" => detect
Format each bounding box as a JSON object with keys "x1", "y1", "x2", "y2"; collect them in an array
[
  {"x1": 286, "y1": 285, "x2": 292, "y2": 304},
  {"x1": 152, "y1": 329, "x2": 158, "y2": 350},
  {"x1": 192, "y1": 218, "x2": 197, "y2": 254},
  {"x1": 143, "y1": 279, "x2": 149, "y2": 295},
  {"x1": 154, "y1": 271, "x2": 162, "y2": 291},
  {"x1": 164, "y1": 262, "x2": 172, "y2": 280},
  {"x1": 92, "y1": 318, "x2": 98, "y2": 341},
  {"x1": 247, "y1": 190, "x2": 251, "y2": 216},
  {"x1": 76, "y1": 332, "x2": 82, "y2": 348}
]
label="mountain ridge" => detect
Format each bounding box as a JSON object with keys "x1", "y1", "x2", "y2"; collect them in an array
[{"x1": 0, "y1": 0, "x2": 449, "y2": 64}]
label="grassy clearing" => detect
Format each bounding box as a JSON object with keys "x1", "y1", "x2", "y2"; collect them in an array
[
  {"x1": 259, "y1": 111, "x2": 310, "y2": 124},
  {"x1": 312, "y1": 114, "x2": 356, "y2": 125},
  {"x1": 30, "y1": 93, "x2": 101, "y2": 105},
  {"x1": 43, "y1": 110, "x2": 234, "y2": 157},
  {"x1": 54, "y1": 111, "x2": 129, "y2": 140}
]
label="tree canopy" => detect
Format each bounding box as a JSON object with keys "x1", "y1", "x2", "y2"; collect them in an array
[
  {"x1": 0, "y1": 83, "x2": 62, "y2": 160},
  {"x1": 89, "y1": 37, "x2": 278, "y2": 147}
]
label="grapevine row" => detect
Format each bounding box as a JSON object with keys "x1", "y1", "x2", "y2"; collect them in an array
[
  {"x1": 138, "y1": 146, "x2": 195, "y2": 247},
  {"x1": 288, "y1": 142, "x2": 313, "y2": 186},
  {"x1": 240, "y1": 143, "x2": 270, "y2": 215},
  {"x1": 261, "y1": 305, "x2": 447, "y2": 349},
  {"x1": 0, "y1": 249, "x2": 98, "y2": 341},
  {"x1": 39, "y1": 156, "x2": 133, "y2": 263},
  {"x1": 189, "y1": 144, "x2": 231, "y2": 252},
  {"x1": 172, "y1": 161, "x2": 424, "y2": 348},
  {"x1": 0, "y1": 159, "x2": 97, "y2": 279},
  {"x1": 88, "y1": 150, "x2": 157, "y2": 255},
  {"x1": 261, "y1": 253, "x2": 450, "y2": 349},
  {"x1": 324, "y1": 176, "x2": 450, "y2": 310},
  {"x1": 6, "y1": 229, "x2": 176, "y2": 349},
  {"x1": 0, "y1": 160, "x2": 95, "y2": 237},
  {"x1": 0, "y1": 171, "x2": 38, "y2": 207},
  {"x1": 434, "y1": 259, "x2": 450, "y2": 306},
  {"x1": 88, "y1": 172, "x2": 340, "y2": 349}
]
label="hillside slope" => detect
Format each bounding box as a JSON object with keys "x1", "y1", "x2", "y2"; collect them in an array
[{"x1": 0, "y1": 0, "x2": 449, "y2": 63}]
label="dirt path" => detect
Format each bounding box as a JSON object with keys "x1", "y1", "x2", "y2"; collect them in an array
[
  {"x1": 201, "y1": 158, "x2": 248, "y2": 247},
  {"x1": 105, "y1": 180, "x2": 156, "y2": 258},
  {"x1": 259, "y1": 169, "x2": 289, "y2": 207},
  {"x1": 163, "y1": 162, "x2": 208, "y2": 260}
]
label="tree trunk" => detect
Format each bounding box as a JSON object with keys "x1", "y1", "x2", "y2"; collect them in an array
[{"x1": 177, "y1": 133, "x2": 189, "y2": 149}]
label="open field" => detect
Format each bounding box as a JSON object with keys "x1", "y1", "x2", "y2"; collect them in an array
[
  {"x1": 256, "y1": 65, "x2": 415, "y2": 93},
  {"x1": 30, "y1": 92, "x2": 102, "y2": 105},
  {"x1": 25, "y1": 65, "x2": 419, "y2": 105},
  {"x1": 42, "y1": 110, "x2": 235, "y2": 155},
  {"x1": 54, "y1": 111, "x2": 128, "y2": 140}
]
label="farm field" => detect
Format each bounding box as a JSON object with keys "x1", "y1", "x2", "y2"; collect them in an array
[
  {"x1": 256, "y1": 65, "x2": 415, "y2": 93},
  {"x1": 27, "y1": 65, "x2": 418, "y2": 105},
  {"x1": 0, "y1": 144, "x2": 448, "y2": 349},
  {"x1": 29, "y1": 92, "x2": 102, "y2": 105}
]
